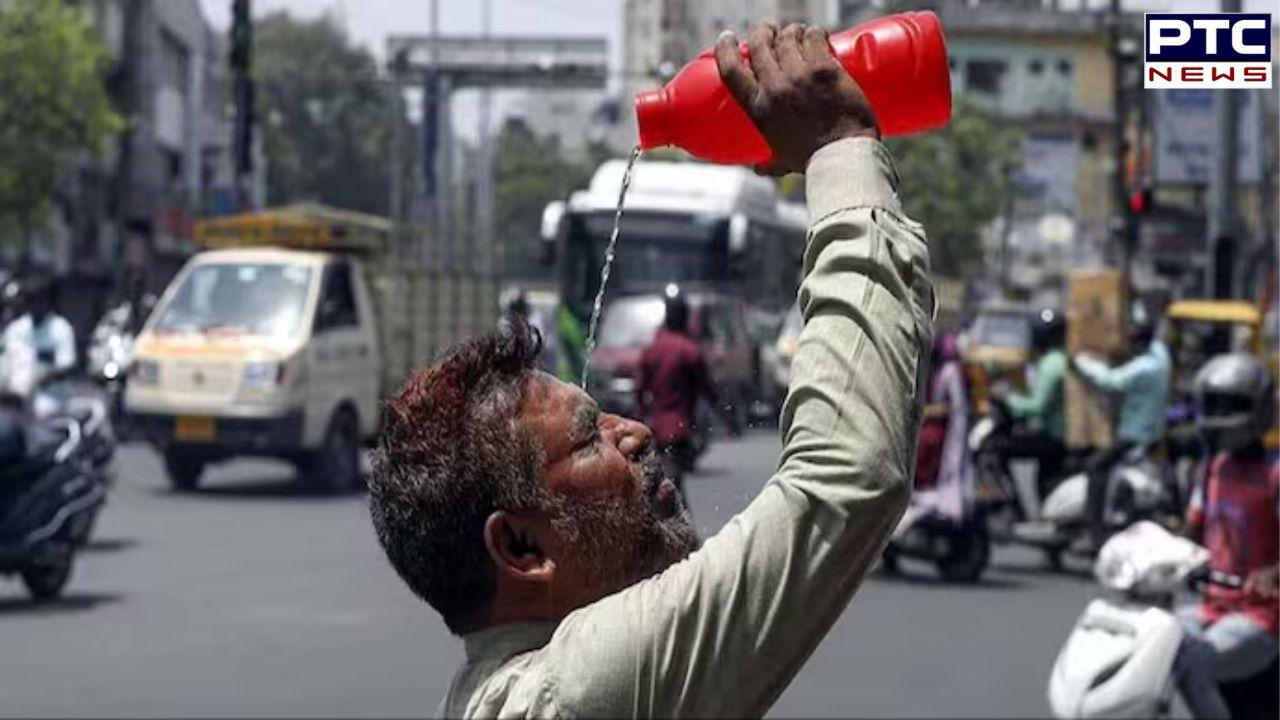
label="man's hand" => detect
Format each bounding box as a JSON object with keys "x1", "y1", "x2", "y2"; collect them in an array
[
  {"x1": 1244, "y1": 566, "x2": 1280, "y2": 600},
  {"x1": 715, "y1": 23, "x2": 878, "y2": 175}
]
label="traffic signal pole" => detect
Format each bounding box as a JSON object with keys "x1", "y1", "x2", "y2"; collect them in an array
[
  {"x1": 231, "y1": 0, "x2": 254, "y2": 210},
  {"x1": 1207, "y1": 0, "x2": 1242, "y2": 299}
]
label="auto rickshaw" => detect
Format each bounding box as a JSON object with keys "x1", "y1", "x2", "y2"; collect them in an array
[
  {"x1": 1165, "y1": 299, "x2": 1277, "y2": 450},
  {"x1": 962, "y1": 302, "x2": 1032, "y2": 415}
]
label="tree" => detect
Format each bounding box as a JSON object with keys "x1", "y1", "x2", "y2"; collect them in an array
[
  {"x1": 887, "y1": 97, "x2": 1020, "y2": 278},
  {"x1": 494, "y1": 118, "x2": 609, "y2": 277},
  {"x1": 0, "y1": 0, "x2": 121, "y2": 258},
  {"x1": 254, "y1": 12, "x2": 392, "y2": 215}
]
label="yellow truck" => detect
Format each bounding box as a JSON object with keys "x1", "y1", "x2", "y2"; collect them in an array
[{"x1": 125, "y1": 204, "x2": 498, "y2": 491}]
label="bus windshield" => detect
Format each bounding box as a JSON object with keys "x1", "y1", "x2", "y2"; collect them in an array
[{"x1": 152, "y1": 262, "x2": 314, "y2": 338}]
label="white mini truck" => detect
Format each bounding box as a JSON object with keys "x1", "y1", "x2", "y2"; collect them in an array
[{"x1": 125, "y1": 204, "x2": 497, "y2": 491}]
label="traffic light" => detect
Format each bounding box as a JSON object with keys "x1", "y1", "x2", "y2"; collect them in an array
[{"x1": 1128, "y1": 187, "x2": 1152, "y2": 215}]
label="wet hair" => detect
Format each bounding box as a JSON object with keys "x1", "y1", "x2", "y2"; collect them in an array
[{"x1": 369, "y1": 318, "x2": 544, "y2": 634}]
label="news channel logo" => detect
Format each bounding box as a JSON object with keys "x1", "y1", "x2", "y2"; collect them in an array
[{"x1": 1144, "y1": 13, "x2": 1273, "y2": 89}]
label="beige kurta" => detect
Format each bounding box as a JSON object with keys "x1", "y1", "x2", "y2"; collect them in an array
[{"x1": 442, "y1": 137, "x2": 935, "y2": 719}]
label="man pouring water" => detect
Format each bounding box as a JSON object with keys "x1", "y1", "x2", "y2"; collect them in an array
[{"x1": 368, "y1": 22, "x2": 933, "y2": 717}]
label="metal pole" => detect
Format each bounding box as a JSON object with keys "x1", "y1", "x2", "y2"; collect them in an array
[
  {"x1": 1207, "y1": 0, "x2": 1242, "y2": 299},
  {"x1": 477, "y1": 0, "x2": 494, "y2": 276},
  {"x1": 1109, "y1": 0, "x2": 1132, "y2": 289}
]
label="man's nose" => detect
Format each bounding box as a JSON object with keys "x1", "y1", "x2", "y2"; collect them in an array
[{"x1": 605, "y1": 414, "x2": 651, "y2": 458}]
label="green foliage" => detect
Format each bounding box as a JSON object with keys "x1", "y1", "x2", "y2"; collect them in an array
[
  {"x1": 494, "y1": 118, "x2": 607, "y2": 275},
  {"x1": 254, "y1": 12, "x2": 393, "y2": 215},
  {"x1": 0, "y1": 0, "x2": 122, "y2": 241},
  {"x1": 887, "y1": 96, "x2": 1021, "y2": 277}
]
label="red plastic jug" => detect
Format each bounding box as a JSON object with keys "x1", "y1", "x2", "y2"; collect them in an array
[{"x1": 634, "y1": 11, "x2": 952, "y2": 165}]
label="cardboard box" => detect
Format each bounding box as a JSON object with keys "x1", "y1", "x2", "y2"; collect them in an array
[{"x1": 1066, "y1": 270, "x2": 1127, "y2": 449}]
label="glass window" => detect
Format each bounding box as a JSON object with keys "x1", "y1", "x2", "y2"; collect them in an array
[
  {"x1": 316, "y1": 263, "x2": 358, "y2": 330},
  {"x1": 597, "y1": 296, "x2": 665, "y2": 348},
  {"x1": 966, "y1": 59, "x2": 1007, "y2": 96},
  {"x1": 153, "y1": 263, "x2": 313, "y2": 338},
  {"x1": 1029, "y1": 59, "x2": 1044, "y2": 75},
  {"x1": 1057, "y1": 59, "x2": 1073, "y2": 76}
]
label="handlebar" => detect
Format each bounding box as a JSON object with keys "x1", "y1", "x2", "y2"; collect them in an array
[{"x1": 1186, "y1": 566, "x2": 1245, "y2": 591}]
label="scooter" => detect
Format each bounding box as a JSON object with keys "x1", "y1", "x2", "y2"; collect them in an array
[
  {"x1": 882, "y1": 500, "x2": 990, "y2": 583},
  {"x1": 970, "y1": 398, "x2": 1175, "y2": 570},
  {"x1": 0, "y1": 406, "x2": 108, "y2": 601},
  {"x1": 86, "y1": 300, "x2": 139, "y2": 431},
  {"x1": 1047, "y1": 521, "x2": 1278, "y2": 719}
]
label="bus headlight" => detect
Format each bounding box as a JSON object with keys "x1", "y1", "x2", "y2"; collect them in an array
[{"x1": 133, "y1": 360, "x2": 160, "y2": 386}]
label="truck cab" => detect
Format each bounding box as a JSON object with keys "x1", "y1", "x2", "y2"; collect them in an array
[{"x1": 127, "y1": 240, "x2": 384, "y2": 492}]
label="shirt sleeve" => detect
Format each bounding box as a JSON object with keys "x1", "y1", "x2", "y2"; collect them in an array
[
  {"x1": 1008, "y1": 352, "x2": 1063, "y2": 419},
  {"x1": 542, "y1": 138, "x2": 932, "y2": 718},
  {"x1": 1074, "y1": 351, "x2": 1149, "y2": 395}
]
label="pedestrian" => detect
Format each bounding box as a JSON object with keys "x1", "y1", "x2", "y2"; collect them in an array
[
  {"x1": 367, "y1": 22, "x2": 931, "y2": 718},
  {"x1": 635, "y1": 290, "x2": 736, "y2": 493},
  {"x1": 1071, "y1": 302, "x2": 1171, "y2": 552},
  {"x1": 1172, "y1": 353, "x2": 1278, "y2": 719}
]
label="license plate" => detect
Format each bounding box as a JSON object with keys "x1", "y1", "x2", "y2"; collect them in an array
[{"x1": 174, "y1": 416, "x2": 216, "y2": 442}]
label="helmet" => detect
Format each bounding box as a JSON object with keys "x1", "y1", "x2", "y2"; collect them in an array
[
  {"x1": 1129, "y1": 301, "x2": 1156, "y2": 348},
  {"x1": 663, "y1": 286, "x2": 689, "y2": 333},
  {"x1": 1194, "y1": 353, "x2": 1274, "y2": 451},
  {"x1": 1031, "y1": 308, "x2": 1066, "y2": 353}
]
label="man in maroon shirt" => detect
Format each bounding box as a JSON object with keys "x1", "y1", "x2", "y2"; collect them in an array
[{"x1": 636, "y1": 293, "x2": 738, "y2": 492}]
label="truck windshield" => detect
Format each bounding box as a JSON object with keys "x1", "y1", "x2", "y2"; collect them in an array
[
  {"x1": 152, "y1": 262, "x2": 314, "y2": 338},
  {"x1": 598, "y1": 296, "x2": 666, "y2": 349}
]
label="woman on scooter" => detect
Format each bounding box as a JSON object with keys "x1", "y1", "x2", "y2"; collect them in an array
[
  {"x1": 914, "y1": 332, "x2": 974, "y2": 521},
  {"x1": 1173, "y1": 353, "x2": 1279, "y2": 720}
]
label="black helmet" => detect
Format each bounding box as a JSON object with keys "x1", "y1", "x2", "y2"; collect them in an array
[
  {"x1": 1129, "y1": 301, "x2": 1156, "y2": 348},
  {"x1": 1031, "y1": 308, "x2": 1066, "y2": 352},
  {"x1": 663, "y1": 285, "x2": 689, "y2": 333},
  {"x1": 1194, "y1": 353, "x2": 1274, "y2": 451}
]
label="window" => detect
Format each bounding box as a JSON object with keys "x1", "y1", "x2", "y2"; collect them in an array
[
  {"x1": 1057, "y1": 59, "x2": 1073, "y2": 76},
  {"x1": 316, "y1": 263, "x2": 358, "y2": 331},
  {"x1": 966, "y1": 59, "x2": 1008, "y2": 96},
  {"x1": 1029, "y1": 59, "x2": 1044, "y2": 75}
]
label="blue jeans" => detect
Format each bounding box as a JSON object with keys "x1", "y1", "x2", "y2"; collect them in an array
[{"x1": 1174, "y1": 605, "x2": 1278, "y2": 719}]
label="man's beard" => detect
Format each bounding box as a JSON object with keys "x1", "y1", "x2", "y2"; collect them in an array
[{"x1": 544, "y1": 450, "x2": 699, "y2": 599}]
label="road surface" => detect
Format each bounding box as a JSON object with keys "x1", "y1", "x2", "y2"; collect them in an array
[{"x1": 0, "y1": 431, "x2": 1101, "y2": 717}]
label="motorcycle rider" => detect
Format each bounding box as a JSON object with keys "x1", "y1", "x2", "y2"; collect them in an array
[
  {"x1": 1172, "y1": 353, "x2": 1278, "y2": 720},
  {"x1": 1, "y1": 276, "x2": 76, "y2": 399},
  {"x1": 635, "y1": 290, "x2": 739, "y2": 492},
  {"x1": 1071, "y1": 303, "x2": 1171, "y2": 552},
  {"x1": 995, "y1": 308, "x2": 1068, "y2": 499}
]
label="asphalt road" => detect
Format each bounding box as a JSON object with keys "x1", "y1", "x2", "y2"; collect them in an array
[{"x1": 0, "y1": 431, "x2": 1103, "y2": 718}]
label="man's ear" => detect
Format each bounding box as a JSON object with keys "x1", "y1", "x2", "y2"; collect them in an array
[{"x1": 484, "y1": 511, "x2": 555, "y2": 583}]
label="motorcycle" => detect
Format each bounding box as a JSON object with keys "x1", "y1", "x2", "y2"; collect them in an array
[
  {"x1": 970, "y1": 397, "x2": 1176, "y2": 570},
  {"x1": 86, "y1": 300, "x2": 140, "y2": 429},
  {"x1": 1047, "y1": 521, "x2": 1278, "y2": 719},
  {"x1": 882, "y1": 500, "x2": 990, "y2": 583},
  {"x1": 0, "y1": 393, "x2": 110, "y2": 601}
]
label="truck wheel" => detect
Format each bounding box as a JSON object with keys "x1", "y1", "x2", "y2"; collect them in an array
[
  {"x1": 22, "y1": 541, "x2": 74, "y2": 602},
  {"x1": 165, "y1": 452, "x2": 205, "y2": 492},
  {"x1": 302, "y1": 409, "x2": 360, "y2": 493}
]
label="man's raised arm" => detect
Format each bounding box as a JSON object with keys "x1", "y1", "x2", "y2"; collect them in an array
[{"x1": 538, "y1": 23, "x2": 934, "y2": 718}]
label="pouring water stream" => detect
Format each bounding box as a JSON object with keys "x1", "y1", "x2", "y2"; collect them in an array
[{"x1": 581, "y1": 145, "x2": 642, "y2": 390}]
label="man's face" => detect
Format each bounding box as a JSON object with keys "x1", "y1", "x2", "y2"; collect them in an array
[{"x1": 518, "y1": 372, "x2": 698, "y2": 601}]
